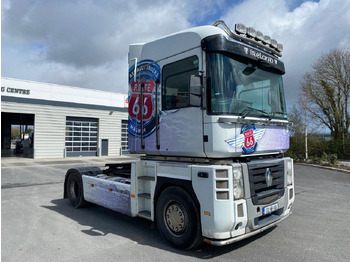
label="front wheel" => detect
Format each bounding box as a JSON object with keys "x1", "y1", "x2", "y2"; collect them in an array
[
  {"x1": 66, "y1": 171, "x2": 87, "y2": 208},
  {"x1": 156, "y1": 187, "x2": 202, "y2": 250}
]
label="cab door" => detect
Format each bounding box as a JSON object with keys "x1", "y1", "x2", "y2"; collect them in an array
[{"x1": 156, "y1": 49, "x2": 206, "y2": 157}]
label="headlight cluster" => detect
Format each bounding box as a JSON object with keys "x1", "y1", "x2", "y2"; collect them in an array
[
  {"x1": 233, "y1": 167, "x2": 244, "y2": 200},
  {"x1": 286, "y1": 159, "x2": 293, "y2": 186}
]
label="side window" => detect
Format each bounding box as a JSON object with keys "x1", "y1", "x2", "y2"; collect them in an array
[{"x1": 162, "y1": 56, "x2": 199, "y2": 110}]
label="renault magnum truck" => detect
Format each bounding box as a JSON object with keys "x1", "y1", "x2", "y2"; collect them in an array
[{"x1": 64, "y1": 21, "x2": 295, "y2": 250}]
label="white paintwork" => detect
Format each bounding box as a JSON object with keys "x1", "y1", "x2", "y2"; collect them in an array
[
  {"x1": 191, "y1": 164, "x2": 249, "y2": 239},
  {"x1": 130, "y1": 26, "x2": 225, "y2": 63},
  {"x1": 157, "y1": 161, "x2": 192, "y2": 181}
]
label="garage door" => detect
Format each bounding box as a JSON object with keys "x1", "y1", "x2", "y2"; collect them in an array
[{"x1": 65, "y1": 117, "x2": 98, "y2": 157}]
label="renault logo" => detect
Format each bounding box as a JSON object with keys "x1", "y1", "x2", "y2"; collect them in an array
[{"x1": 265, "y1": 168, "x2": 273, "y2": 187}]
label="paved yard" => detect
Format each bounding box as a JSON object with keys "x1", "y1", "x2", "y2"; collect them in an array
[{"x1": 2, "y1": 157, "x2": 350, "y2": 261}]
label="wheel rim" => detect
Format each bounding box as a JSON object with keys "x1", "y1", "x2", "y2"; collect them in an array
[{"x1": 165, "y1": 201, "x2": 187, "y2": 235}]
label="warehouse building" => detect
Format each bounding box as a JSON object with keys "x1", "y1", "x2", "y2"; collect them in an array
[{"x1": 1, "y1": 77, "x2": 128, "y2": 159}]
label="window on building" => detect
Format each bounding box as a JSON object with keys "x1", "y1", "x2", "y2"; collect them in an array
[
  {"x1": 162, "y1": 56, "x2": 199, "y2": 110},
  {"x1": 65, "y1": 117, "x2": 98, "y2": 156},
  {"x1": 121, "y1": 119, "x2": 128, "y2": 151}
]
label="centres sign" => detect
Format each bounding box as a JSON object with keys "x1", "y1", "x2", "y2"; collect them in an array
[{"x1": 1, "y1": 86, "x2": 30, "y2": 95}]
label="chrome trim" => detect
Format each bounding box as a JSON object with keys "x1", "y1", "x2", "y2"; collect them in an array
[{"x1": 218, "y1": 117, "x2": 290, "y2": 127}]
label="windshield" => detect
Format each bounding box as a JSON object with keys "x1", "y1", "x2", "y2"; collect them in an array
[{"x1": 207, "y1": 53, "x2": 287, "y2": 119}]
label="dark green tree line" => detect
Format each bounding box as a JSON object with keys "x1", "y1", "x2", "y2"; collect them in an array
[{"x1": 300, "y1": 49, "x2": 350, "y2": 157}]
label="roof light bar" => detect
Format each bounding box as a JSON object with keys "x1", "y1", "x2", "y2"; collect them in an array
[{"x1": 213, "y1": 20, "x2": 283, "y2": 57}]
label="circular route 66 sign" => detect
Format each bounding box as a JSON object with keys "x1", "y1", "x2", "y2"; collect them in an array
[{"x1": 128, "y1": 60, "x2": 160, "y2": 137}]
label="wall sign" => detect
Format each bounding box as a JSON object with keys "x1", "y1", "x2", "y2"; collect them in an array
[
  {"x1": 128, "y1": 60, "x2": 160, "y2": 137},
  {"x1": 1, "y1": 86, "x2": 30, "y2": 95}
]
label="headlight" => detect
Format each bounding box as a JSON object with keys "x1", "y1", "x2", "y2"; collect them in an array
[
  {"x1": 233, "y1": 167, "x2": 244, "y2": 200},
  {"x1": 286, "y1": 159, "x2": 293, "y2": 186}
]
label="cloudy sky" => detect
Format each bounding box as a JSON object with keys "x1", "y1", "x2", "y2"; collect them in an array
[{"x1": 2, "y1": 0, "x2": 350, "y2": 108}]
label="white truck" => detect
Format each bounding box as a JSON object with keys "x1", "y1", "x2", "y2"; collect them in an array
[{"x1": 64, "y1": 21, "x2": 294, "y2": 250}]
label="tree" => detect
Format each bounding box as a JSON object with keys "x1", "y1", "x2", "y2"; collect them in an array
[
  {"x1": 300, "y1": 49, "x2": 350, "y2": 156},
  {"x1": 286, "y1": 105, "x2": 305, "y2": 160},
  {"x1": 287, "y1": 104, "x2": 324, "y2": 160},
  {"x1": 288, "y1": 105, "x2": 304, "y2": 136},
  {"x1": 11, "y1": 127, "x2": 20, "y2": 140}
]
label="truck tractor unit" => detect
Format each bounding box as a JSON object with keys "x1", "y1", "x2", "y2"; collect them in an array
[{"x1": 64, "y1": 21, "x2": 295, "y2": 250}]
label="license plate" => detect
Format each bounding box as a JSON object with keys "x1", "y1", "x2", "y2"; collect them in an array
[{"x1": 263, "y1": 203, "x2": 279, "y2": 215}]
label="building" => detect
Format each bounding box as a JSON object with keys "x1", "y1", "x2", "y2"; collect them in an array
[{"x1": 1, "y1": 77, "x2": 128, "y2": 159}]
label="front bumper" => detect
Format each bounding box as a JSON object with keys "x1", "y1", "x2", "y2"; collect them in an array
[{"x1": 203, "y1": 211, "x2": 291, "y2": 246}]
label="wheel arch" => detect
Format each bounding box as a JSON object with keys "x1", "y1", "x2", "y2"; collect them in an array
[
  {"x1": 154, "y1": 177, "x2": 203, "y2": 249},
  {"x1": 63, "y1": 167, "x2": 102, "y2": 198},
  {"x1": 154, "y1": 177, "x2": 201, "y2": 220}
]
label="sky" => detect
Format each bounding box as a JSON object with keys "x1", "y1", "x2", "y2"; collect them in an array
[{"x1": 2, "y1": 0, "x2": 350, "y2": 108}]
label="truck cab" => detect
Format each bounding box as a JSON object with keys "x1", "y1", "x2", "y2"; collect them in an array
[{"x1": 128, "y1": 21, "x2": 289, "y2": 159}]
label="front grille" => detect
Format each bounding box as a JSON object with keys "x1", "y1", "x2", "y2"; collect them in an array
[{"x1": 248, "y1": 160, "x2": 285, "y2": 205}]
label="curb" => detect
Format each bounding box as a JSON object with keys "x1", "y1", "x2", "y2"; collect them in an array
[
  {"x1": 1, "y1": 155, "x2": 142, "y2": 168},
  {"x1": 1, "y1": 155, "x2": 142, "y2": 163},
  {"x1": 296, "y1": 162, "x2": 350, "y2": 174}
]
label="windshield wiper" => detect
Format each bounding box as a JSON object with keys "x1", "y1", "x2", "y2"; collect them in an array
[
  {"x1": 269, "y1": 111, "x2": 286, "y2": 119},
  {"x1": 240, "y1": 106, "x2": 269, "y2": 119}
]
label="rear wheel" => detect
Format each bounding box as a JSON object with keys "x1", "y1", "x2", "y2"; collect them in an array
[
  {"x1": 156, "y1": 187, "x2": 202, "y2": 250},
  {"x1": 66, "y1": 171, "x2": 87, "y2": 208}
]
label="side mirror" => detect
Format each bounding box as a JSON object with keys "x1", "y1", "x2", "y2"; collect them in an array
[{"x1": 189, "y1": 75, "x2": 203, "y2": 107}]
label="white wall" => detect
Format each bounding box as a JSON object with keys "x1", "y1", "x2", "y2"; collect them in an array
[
  {"x1": 1, "y1": 77, "x2": 128, "y2": 109},
  {"x1": 1, "y1": 101, "x2": 127, "y2": 159},
  {"x1": 1, "y1": 78, "x2": 128, "y2": 159}
]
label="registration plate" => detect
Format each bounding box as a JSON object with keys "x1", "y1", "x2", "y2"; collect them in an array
[{"x1": 263, "y1": 203, "x2": 279, "y2": 215}]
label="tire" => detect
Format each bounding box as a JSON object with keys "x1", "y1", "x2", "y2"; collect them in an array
[
  {"x1": 156, "y1": 187, "x2": 202, "y2": 250},
  {"x1": 66, "y1": 171, "x2": 87, "y2": 208}
]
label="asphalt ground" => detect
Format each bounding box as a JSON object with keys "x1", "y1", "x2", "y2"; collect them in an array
[{"x1": 1, "y1": 156, "x2": 350, "y2": 261}]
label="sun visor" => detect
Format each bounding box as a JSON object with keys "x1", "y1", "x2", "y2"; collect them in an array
[{"x1": 201, "y1": 34, "x2": 285, "y2": 75}]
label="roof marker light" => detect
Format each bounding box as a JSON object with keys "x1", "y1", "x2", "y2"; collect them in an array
[
  {"x1": 235, "y1": 24, "x2": 247, "y2": 35},
  {"x1": 277, "y1": 43, "x2": 283, "y2": 52},
  {"x1": 270, "y1": 39, "x2": 278, "y2": 49},
  {"x1": 255, "y1": 31, "x2": 264, "y2": 41},
  {"x1": 247, "y1": 27, "x2": 257, "y2": 38},
  {"x1": 263, "y1": 35, "x2": 271, "y2": 45}
]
